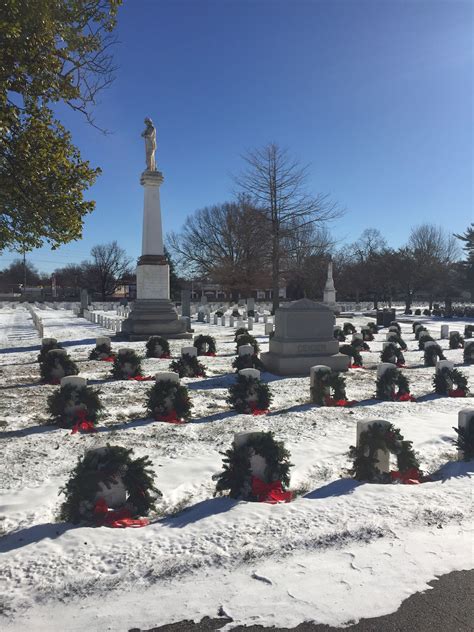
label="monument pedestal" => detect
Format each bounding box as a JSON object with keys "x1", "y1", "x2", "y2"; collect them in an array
[
  {"x1": 261, "y1": 299, "x2": 349, "y2": 375},
  {"x1": 121, "y1": 166, "x2": 191, "y2": 340}
]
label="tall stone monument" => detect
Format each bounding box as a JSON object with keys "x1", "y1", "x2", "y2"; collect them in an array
[
  {"x1": 122, "y1": 118, "x2": 190, "y2": 340},
  {"x1": 323, "y1": 259, "x2": 340, "y2": 315},
  {"x1": 261, "y1": 298, "x2": 349, "y2": 375}
]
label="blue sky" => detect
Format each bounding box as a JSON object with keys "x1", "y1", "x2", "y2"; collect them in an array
[{"x1": 3, "y1": 0, "x2": 472, "y2": 274}]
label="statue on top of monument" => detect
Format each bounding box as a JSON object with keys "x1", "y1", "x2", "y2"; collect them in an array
[{"x1": 142, "y1": 117, "x2": 156, "y2": 171}]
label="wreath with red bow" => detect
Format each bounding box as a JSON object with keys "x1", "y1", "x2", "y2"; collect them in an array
[
  {"x1": 433, "y1": 367, "x2": 469, "y2": 397},
  {"x1": 145, "y1": 336, "x2": 171, "y2": 359},
  {"x1": 376, "y1": 367, "x2": 414, "y2": 401},
  {"x1": 145, "y1": 379, "x2": 192, "y2": 422},
  {"x1": 349, "y1": 422, "x2": 421, "y2": 483},
  {"x1": 47, "y1": 383, "x2": 103, "y2": 430}
]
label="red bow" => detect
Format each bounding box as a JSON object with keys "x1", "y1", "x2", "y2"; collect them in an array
[
  {"x1": 71, "y1": 409, "x2": 97, "y2": 434},
  {"x1": 349, "y1": 364, "x2": 364, "y2": 369},
  {"x1": 160, "y1": 352, "x2": 171, "y2": 359},
  {"x1": 396, "y1": 363, "x2": 406, "y2": 368},
  {"x1": 448, "y1": 388, "x2": 466, "y2": 398},
  {"x1": 393, "y1": 392, "x2": 416, "y2": 402},
  {"x1": 155, "y1": 410, "x2": 185, "y2": 424},
  {"x1": 249, "y1": 402, "x2": 269, "y2": 416},
  {"x1": 324, "y1": 396, "x2": 358, "y2": 407},
  {"x1": 251, "y1": 476, "x2": 293, "y2": 503},
  {"x1": 204, "y1": 352, "x2": 216, "y2": 357},
  {"x1": 46, "y1": 378, "x2": 61, "y2": 385},
  {"x1": 101, "y1": 356, "x2": 115, "y2": 362},
  {"x1": 93, "y1": 498, "x2": 149, "y2": 528},
  {"x1": 390, "y1": 468, "x2": 421, "y2": 484},
  {"x1": 127, "y1": 375, "x2": 154, "y2": 381}
]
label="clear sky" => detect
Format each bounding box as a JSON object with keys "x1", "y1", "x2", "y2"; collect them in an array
[{"x1": 3, "y1": 0, "x2": 473, "y2": 274}]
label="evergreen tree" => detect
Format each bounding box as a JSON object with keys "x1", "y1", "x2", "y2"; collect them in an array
[{"x1": 454, "y1": 224, "x2": 474, "y2": 297}]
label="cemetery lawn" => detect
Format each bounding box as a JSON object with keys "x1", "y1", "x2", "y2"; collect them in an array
[{"x1": 0, "y1": 305, "x2": 473, "y2": 631}]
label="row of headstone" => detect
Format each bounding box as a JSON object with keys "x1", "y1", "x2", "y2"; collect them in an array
[{"x1": 82, "y1": 310, "x2": 123, "y2": 333}]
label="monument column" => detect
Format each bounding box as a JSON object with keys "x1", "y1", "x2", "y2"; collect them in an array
[
  {"x1": 323, "y1": 259, "x2": 340, "y2": 315},
  {"x1": 122, "y1": 117, "x2": 190, "y2": 340}
]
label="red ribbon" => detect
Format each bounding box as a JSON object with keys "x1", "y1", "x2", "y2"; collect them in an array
[
  {"x1": 349, "y1": 364, "x2": 364, "y2": 369},
  {"x1": 393, "y1": 392, "x2": 416, "y2": 402},
  {"x1": 396, "y1": 363, "x2": 406, "y2": 368},
  {"x1": 324, "y1": 396, "x2": 358, "y2": 407},
  {"x1": 249, "y1": 402, "x2": 269, "y2": 415},
  {"x1": 448, "y1": 388, "x2": 466, "y2": 398},
  {"x1": 93, "y1": 498, "x2": 149, "y2": 528},
  {"x1": 160, "y1": 352, "x2": 171, "y2": 359},
  {"x1": 251, "y1": 476, "x2": 293, "y2": 503},
  {"x1": 101, "y1": 356, "x2": 115, "y2": 362},
  {"x1": 46, "y1": 378, "x2": 61, "y2": 385},
  {"x1": 127, "y1": 375, "x2": 154, "y2": 381},
  {"x1": 71, "y1": 409, "x2": 97, "y2": 434},
  {"x1": 390, "y1": 468, "x2": 421, "y2": 485},
  {"x1": 204, "y1": 352, "x2": 216, "y2": 357},
  {"x1": 155, "y1": 410, "x2": 185, "y2": 424}
]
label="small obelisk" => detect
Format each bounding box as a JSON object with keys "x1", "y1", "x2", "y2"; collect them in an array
[
  {"x1": 122, "y1": 118, "x2": 190, "y2": 339},
  {"x1": 323, "y1": 259, "x2": 340, "y2": 315}
]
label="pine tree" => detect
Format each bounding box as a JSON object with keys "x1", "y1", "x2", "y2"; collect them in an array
[{"x1": 454, "y1": 224, "x2": 474, "y2": 297}]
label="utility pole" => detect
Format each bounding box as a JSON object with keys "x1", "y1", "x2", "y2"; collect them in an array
[{"x1": 23, "y1": 252, "x2": 27, "y2": 295}]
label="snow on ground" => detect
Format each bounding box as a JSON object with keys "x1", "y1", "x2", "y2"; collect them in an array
[{"x1": 0, "y1": 304, "x2": 473, "y2": 631}]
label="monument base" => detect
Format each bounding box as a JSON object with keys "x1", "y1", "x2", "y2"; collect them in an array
[
  {"x1": 261, "y1": 350, "x2": 349, "y2": 375},
  {"x1": 121, "y1": 299, "x2": 191, "y2": 340}
]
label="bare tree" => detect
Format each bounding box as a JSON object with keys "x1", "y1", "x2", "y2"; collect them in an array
[
  {"x1": 408, "y1": 224, "x2": 459, "y2": 263},
  {"x1": 86, "y1": 241, "x2": 132, "y2": 300},
  {"x1": 169, "y1": 198, "x2": 270, "y2": 299},
  {"x1": 234, "y1": 143, "x2": 343, "y2": 310}
]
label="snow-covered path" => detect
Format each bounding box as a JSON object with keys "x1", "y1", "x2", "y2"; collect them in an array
[
  {"x1": 0, "y1": 308, "x2": 473, "y2": 630},
  {"x1": 0, "y1": 305, "x2": 41, "y2": 353}
]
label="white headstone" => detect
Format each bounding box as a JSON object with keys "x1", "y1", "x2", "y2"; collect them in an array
[
  {"x1": 118, "y1": 348, "x2": 130, "y2": 356},
  {"x1": 233, "y1": 432, "x2": 267, "y2": 479},
  {"x1": 96, "y1": 336, "x2": 111, "y2": 347},
  {"x1": 229, "y1": 315, "x2": 234, "y2": 327},
  {"x1": 436, "y1": 359, "x2": 454, "y2": 373},
  {"x1": 458, "y1": 408, "x2": 474, "y2": 459},
  {"x1": 41, "y1": 338, "x2": 57, "y2": 346},
  {"x1": 440, "y1": 324, "x2": 449, "y2": 339},
  {"x1": 356, "y1": 420, "x2": 391, "y2": 474},
  {"x1": 182, "y1": 346, "x2": 197, "y2": 358},
  {"x1": 213, "y1": 314, "x2": 218, "y2": 325},
  {"x1": 48, "y1": 348, "x2": 67, "y2": 357},
  {"x1": 247, "y1": 317, "x2": 254, "y2": 331},
  {"x1": 239, "y1": 368, "x2": 260, "y2": 380},
  {"x1": 155, "y1": 371, "x2": 180, "y2": 383},
  {"x1": 238, "y1": 344, "x2": 254, "y2": 357},
  {"x1": 264, "y1": 323, "x2": 273, "y2": 335},
  {"x1": 310, "y1": 364, "x2": 331, "y2": 386},
  {"x1": 353, "y1": 332, "x2": 363, "y2": 341},
  {"x1": 377, "y1": 362, "x2": 396, "y2": 378},
  {"x1": 61, "y1": 376, "x2": 87, "y2": 389}
]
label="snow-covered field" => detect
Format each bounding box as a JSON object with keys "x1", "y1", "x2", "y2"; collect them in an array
[{"x1": 0, "y1": 304, "x2": 473, "y2": 631}]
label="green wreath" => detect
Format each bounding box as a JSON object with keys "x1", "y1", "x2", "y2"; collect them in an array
[
  {"x1": 193, "y1": 334, "x2": 217, "y2": 355},
  {"x1": 111, "y1": 349, "x2": 142, "y2": 379},
  {"x1": 361, "y1": 327, "x2": 374, "y2": 342},
  {"x1": 349, "y1": 422, "x2": 420, "y2": 482},
  {"x1": 412, "y1": 322, "x2": 422, "y2": 333},
  {"x1": 145, "y1": 336, "x2": 171, "y2": 358},
  {"x1": 352, "y1": 337, "x2": 370, "y2": 352},
  {"x1": 145, "y1": 380, "x2": 192, "y2": 420},
  {"x1": 343, "y1": 322, "x2": 356, "y2": 335},
  {"x1": 376, "y1": 367, "x2": 411, "y2": 400},
  {"x1": 381, "y1": 343, "x2": 405, "y2": 366},
  {"x1": 214, "y1": 431, "x2": 292, "y2": 499},
  {"x1": 418, "y1": 333, "x2": 435, "y2": 351},
  {"x1": 40, "y1": 351, "x2": 79, "y2": 383},
  {"x1": 59, "y1": 445, "x2": 161, "y2": 524},
  {"x1": 215, "y1": 310, "x2": 224, "y2": 318},
  {"x1": 453, "y1": 419, "x2": 474, "y2": 461},
  {"x1": 339, "y1": 344, "x2": 363, "y2": 367},
  {"x1": 38, "y1": 339, "x2": 63, "y2": 363},
  {"x1": 464, "y1": 342, "x2": 474, "y2": 365},
  {"x1": 424, "y1": 344, "x2": 445, "y2": 367},
  {"x1": 232, "y1": 353, "x2": 265, "y2": 372},
  {"x1": 232, "y1": 308, "x2": 241, "y2": 317},
  {"x1": 311, "y1": 369, "x2": 347, "y2": 405},
  {"x1": 234, "y1": 327, "x2": 248, "y2": 341},
  {"x1": 227, "y1": 373, "x2": 272, "y2": 414},
  {"x1": 449, "y1": 332, "x2": 464, "y2": 349},
  {"x1": 333, "y1": 326, "x2": 346, "y2": 342},
  {"x1": 367, "y1": 322, "x2": 378, "y2": 334},
  {"x1": 464, "y1": 325, "x2": 474, "y2": 339},
  {"x1": 235, "y1": 333, "x2": 260, "y2": 354},
  {"x1": 170, "y1": 354, "x2": 206, "y2": 378},
  {"x1": 89, "y1": 342, "x2": 113, "y2": 360},
  {"x1": 47, "y1": 384, "x2": 103, "y2": 428},
  {"x1": 389, "y1": 322, "x2": 401, "y2": 334},
  {"x1": 433, "y1": 367, "x2": 469, "y2": 396},
  {"x1": 247, "y1": 309, "x2": 255, "y2": 318},
  {"x1": 415, "y1": 326, "x2": 428, "y2": 341},
  {"x1": 387, "y1": 332, "x2": 408, "y2": 350}
]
